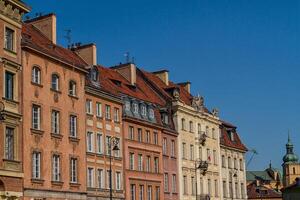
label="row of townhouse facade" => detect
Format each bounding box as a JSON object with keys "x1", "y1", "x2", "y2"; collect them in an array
[{"x1": 0, "y1": 1, "x2": 247, "y2": 200}]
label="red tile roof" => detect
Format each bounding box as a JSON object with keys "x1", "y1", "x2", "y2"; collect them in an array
[
  {"x1": 21, "y1": 23, "x2": 88, "y2": 69},
  {"x1": 247, "y1": 182, "x2": 282, "y2": 199},
  {"x1": 220, "y1": 120, "x2": 247, "y2": 152}
]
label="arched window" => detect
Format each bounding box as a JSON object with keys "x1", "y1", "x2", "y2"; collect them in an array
[
  {"x1": 181, "y1": 118, "x2": 186, "y2": 130},
  {"x1": 32, "y1": 66, "x2": 41, "y2": 84},
  {"x1": 51, "y1": 74, "x2": 59, "y2": 91},
  {"x1": 293, "y1": 167, "x2": 296, "y2": 174},
  {"x1": 189, "y1": 121, "x2": 193, "y2": 132},
  {"x1": 206, "y1": 126, "x2": 209, "y2": 137},
  {"x1": 69, "y1": 81, "x2": 76, "y2": 96},
  {"x1": 91, "y1": 67, "x2": 98, "y2": 81}
]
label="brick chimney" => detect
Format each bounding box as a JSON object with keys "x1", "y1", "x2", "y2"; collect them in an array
[
  {"x1": 178, "y1": 82, "x2": 191, "y2": 93},
  {"x1": 152, "y1": 70, "x2": 169, "y2": 86},
  {"x1": 25, "y1": 13, "x2": 57, "y2": 44},
  {"x1": 72, "y1": 43, "x2": 97, "y2": 66},
  {"x1": 112, "y1": 63, "x2": 136, "y2": 86}
]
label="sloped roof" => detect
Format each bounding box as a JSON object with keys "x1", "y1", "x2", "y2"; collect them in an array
[
  {"x1": 247, "y1": 171, "x2": 274, "y2": 182},
  {"x1": 247, "y1": 182, "x2": 282, "y2": 199},
  {"x1": 21, "y1": 23, "x2": 88, "y2": 69},
  {"x1": 220, "y1": 120, "x2": 247, "y2": 151}
]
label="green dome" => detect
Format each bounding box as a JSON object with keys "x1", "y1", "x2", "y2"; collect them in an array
[{"x1": 283, "y1": 134, "x2": 299, "y2": 164}]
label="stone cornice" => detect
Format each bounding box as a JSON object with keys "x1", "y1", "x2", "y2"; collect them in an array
[{"x1": 85, "y1": 86, "x2": 123, "y2": 104}]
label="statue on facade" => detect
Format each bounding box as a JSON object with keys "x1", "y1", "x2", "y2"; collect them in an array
[{"x1": 192, "y1": 94, "x2": 204, "y2": 111}]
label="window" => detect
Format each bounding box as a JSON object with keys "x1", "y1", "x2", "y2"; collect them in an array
[
  {"x1": 199, "y1": 147, "x2": 202, "y2": 160},
  {"x1": 183, "y1": 176, "x2": 187, "y2": 194},
  {"x1": 223, "y1": 181, "x2": 227, "y2": 198},
  {"x1": 222, "y1": 155, "x2": 226, "y2": 167},
  {"x1": 138, "y1": 154, "x2": 143, "y2": 171},
  {"x1": 215, "y1": 180, "x2": 219, "y2": 197},
  {"x1": 5, "y1": 27, "x2": 14, "y2": 51},
  {"x1": 146, "y1": 156, "x2": 151, "y2": 172},
  {"x1": 5, "y1": 127, "x2": 14, "y2": 160},
  {"x1": 52, "y1": 155, "x2": 60, "y2": 181},
  {"x1": 87, "y1": 132, "x2": 93, "y2": 152},
  {"x1": 116, "y1": 171, "x2": 121, "y2": 190},
  {"x1": 107, "y1": 170, "x2": 111, "y2": 189},
  {"x1": 32, "y1": 67, "x2": 41, "y2": 84},
  {"x1": 189, "y1": 121, "x2": 193, "y2": 132},
  {"x1": 229, "y1": 181, "x2": 233, "y2": 198},
  {"x1": 212, "y1": 128, "x2": 216, "y2": 139},
  {"x1": 182, "y1": 142, "x2": 186, "y2": 159},
  {"x1": 70, "y1": 115, "x2": 77, "y2": 137},
  {"x1": 240, "y1": 159, "x2": 244, "y2": 171},
  {"x1": 91, "y1": 67, "x2": 98, "y2": 81},
  {"x1": 208, "y1": 179, "x2": 211, "y2": 196},
  {"x1": 125, "y1": 101, "x2": 131, "y2": 111},
  {"x1": 105, "y1": 105, "x2": 111, "y2": 120},
  {"x1": 172, "y1": 174, "x2": 176, "y2": 193},
  {"x1": 51, "y1": 74, "x2": 59, "y2": 91},
  {"x1": 181, "y1": 118, "x2": 185, "y2": 130},
  {"x1": 162, "y1": 113, "x2": 168, "y2": 124},
  {"x1": 131, "y1": 184, "x2": 136, "y2": 200},
  {"x1": 198, "y1": 123, "x2": 201, "y2": 136},
  {"x1": 228, "y1": 157, "x2": 232, "y2": 168},
  {"x1": 146, "y1": 130, "x2": 150, "y2": 143},
  {"x1": 235, "y1": 182, "x2": 239, "y2": 198},
  {"x1": 200, "y1": 178, "x2": 203, "y2": 194},
  {"x1": 129, "y1": 153, "x2": 134, "y2": 170},
  {"x1": 32, "y1": 152, "x2": 41, "y2": 179},
  {"x1": 106, "y1": 136, "x2": 111, "y2": 155},
  {"x1": 213, "y1": 150, "x2": 217, "y2": 165},
  {"x1": 97, "y1": 133, "x2": 103, "y2": 154},
  {"x1": 164, "y1": 173, "x2": 169, "y2": 192},
  {"x1": 87, "y1": 167, "x2": 94, "y2": 187},
  {"x1": 191, "y1": 176, "x2": 196, "y2": 195},
  {"x1": 141, "y1": 105, "x2": 147, "y2": 116},
  {"x1": 147, "y1": 186, "x2": 152, "y2": 200},
  {"x1": 138, "y1": 128, "x2": 143, "y2": 142},
  {"x1": 190, "y1": 145, "x2": 194, "y2": 160},
  {"x1": 98, "y1": 169, "x2": 104, "y2": 188},
  {"x1": 155, "y1": 187, "x2": 160, "y2": 200},
  {"x1": 114, "y1": 108, "x2": 120, "y2": 122},
  {"x1": 171, "y1": 140, "x2": 175, "y2": 157},
  {"x1": 86, "y1": 100, "x2": 93, "y2": 114},
  {"x1": 139, "y1": 185, "x2": 144, "y2": 200},
  {"x1": 241, "y1": 183, "x2": 245, "y2": 198},
  {"x1": 154, "y1": 132, "x2": 158, "y2": 145},
  {"x1": 149, "y1": 108, "x2": 154, "y2": 119},
  {"x1": 32, "y1": 105, "x2": 41, "y2": 130},
  {"x1": 70, "y1": 158, "x2": 77, "y2": 183},
  {"x1": 133, "y1": 103, "x2": 138, "y2": 114},
  {"x1": 234, "y1": 158, "x2": 237, "y2": 169},
  {"x1": 51, "y1": 110, "x2": 60, "y2": 134},
  {"x1": 228, "y1": 130, "x2": 235, "y2": 141},
  {"x1": 129, "y1": 126, "x2": 134, "y2": 140},
  {"x1": 96, "y1": 102, "x2": 102, "y2": 117},
  {"x1": 163, "y1": 138, "x2": 167, "y2": 155},
  {"x1": 5, "y1": 71, "x2": 14, "y2": 100},
  {"x1": 69, "y1": 81, "x2": 76, "y2": 96},
  {"x1": 206, "y1": 126, "x2": 209, "y2": 137},
  {"x1": 154, "y1": 157, "x2": 159, "y2": 173}
]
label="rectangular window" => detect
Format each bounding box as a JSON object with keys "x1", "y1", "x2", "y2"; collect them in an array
[
  {"x1": 87, "y1": 132, "x2": 93, "y2": 152},
  {"x1": 241, "y1": 183, "x2": 245, "y2": 198},
  {"x1": 51, "y1": 110, "x2": 60, "y2": 134},
  {"x1": 213, "y1": 150, "x2": 217, "y2": 165},
  {"x1": 97, "y1": 133, "x2": 103, "y2": 154},
  {"x1": 199, "y1": 147, "x2": 202, "y2": 160},
  {"x1": 208, "y1": 179, "x2": 211, "y2": 196},
  {"x1": 154, "y1": 132, "x2": 158, "y2": 145},
  {"x1": 229, "y1": 181, "x2": 233, "y2": 198},
  {"x1": 222, "y1": 155, "x2": 226, "y2": 167},
  {"x1": 234, "y1": 158, "x2": 237, "y2": 169},
  {"x1": 191, "y1": 176, "x2": 196, "y2": 195},
  {"x1": 52, "y1": 154, "x2": 60, "y2": 181},
  {"x1": 163, "y1": 138, "x2": 167, "y2": 155},
  {"x1": 183, "y1": 176, "x2": 187, "y2": 194},
  {"x1": 223, "y1": 181, "x2": 227, "y2": 198},
  {"x1": 105, "y1": 105, "x2": 111, "y2": 120},
  {"x1": 147, "y1": 186, "x2": 152, "y2": 200},
  {"x1": 32, "y1": 152, "x2": 41, "y2": 179},
  {"x1": 129, "y1": 126, "x2": 134, "y2": 140},
  {"x1": 107, "y1": 170, "x2": 111, "y2": 189},
  {"x1": 155, "y1": 187, "x2": 160, "y2": 200},
  {"x1": 96, "y1": 102, "x2": 102, "y2": 117},
  {"x1": 235, "y1": 182, "x2": 239, "y2": 198},
  {"x1": 164, "y1": 173, "x2": 169, "y2": 192},
  {"x1": 87, "y1": 167, "x2": 94, "y2": 187},
  {"x1": 116, "y1": 171, "x2": 121, "y2": 190},
  {"x1": 98, "y1": 169, "x2": 104, "y2": 188},
  {"x1": 146, "y1": 156, "x2": 151, "y2": 172},
  {"x1": 114, "y1": 107, "x2": 119, "y2": 122},
  {"x1": 190, "y1": 144, "x2": 194, "y2": 160},
  {"x1": 70, "y1": 115, "x2": 77, "y2": 137},
  {"x1": 139, "y1": 185, "x2": 144, "y2": 200},
  {"x1": 86, "y1": 100, "x2": 92, "y2": 114},
  {"x1": 182, "y1": 142, "x2": 186, "y2": 159},
  {"x1": 240, "y1": 159, "x2": 244, "y2": 171},
  {"x1": 171, "y1": 140, "x2": 175, "y2": 157},
  {"x1": 215, "y1": 179, "x2": 219, "y2": 197},
  {"x1": 146, "y1": 130, "x2": 150, "y2": 143},
  {"x1": 130, "y1": 153, "x2": 135, "y2": 170},
  {"x1": 5, "y1": 71, "x2": 14, "y2": 100},
  {"x1": 5, "y1": 127, "x2": 14, "y2": 160},
  {"x1": 32, "y1": 105, "x2": 41, "y2": 130},
  {"x1": 70, "y1": 158, "x2": 77, "y2": 183},
  {"x1": 154, "y1": 157, "x2": 159, "y2": 173},
  {"x1": 172, "y1": 174, "x2": 176, "y2": 193},
  {"x1": 138, "y1": 128, "x2": 143, "y2": 142},
  {"x1": 4, "y1": 27, "x2": 14, "y2": 51},
  {"x1": 138, "y1": 154, "x2": 143, "y2": 171},
  {"x1": 131, "y1": 184, "x2": 136, "y2": 200},
  {"x1": 106, "y1": 136, "x2": 111, "y2": 155}
]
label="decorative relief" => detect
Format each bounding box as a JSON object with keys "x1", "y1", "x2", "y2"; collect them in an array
[
  {"x1": 34, "y1": 89, "x2": 39, "y2": 98},
  {"x1": 54, "y1": 93, "x2": 59, "y2": 102},
  {"x1": 212, "y1": 108, "x2": 219, "y2": 117},
  {"x1": 0, "y1": 0, "x2": 23, "y2": 22}
]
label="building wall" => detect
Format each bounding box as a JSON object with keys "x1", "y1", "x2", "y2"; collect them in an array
[
  {"x1": 22, "y1": 51, "x2": 87, "y2": 200},
  {"x1": 85, "y1": 91, "x2": 124, "y2": 200},
  {"x1": 221, "y1": 147, "x2": 247, "y2": 200},
  {"x1": 123, "y1": 120, "x2": 164, "y2": 200},
  {"x1": 283, "y1": 163, "x2": 300, "y2": 187},
  {"x1": 174, "y1": 101, "x2": 222, "y2": 200}
]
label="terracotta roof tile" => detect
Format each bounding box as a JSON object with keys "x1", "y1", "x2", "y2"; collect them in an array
[{"x1": 247, "y1": 182, "x2": 282, "y2": 199}]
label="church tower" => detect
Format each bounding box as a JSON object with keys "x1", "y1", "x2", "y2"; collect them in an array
[{"x1": 282, "y1": 134, "x2": 300, "y2": 187}]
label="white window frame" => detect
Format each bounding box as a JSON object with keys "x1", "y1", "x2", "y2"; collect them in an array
[
  {"x1": 70, "y1": 115, "x2": 77, "y2": 137},
  {"x1": 32, "y1": 151, "x2": 41, "y2": 179},
  {"x1": 51, "y1": 110, "x2": 60, "y2": 134},
  {"x1": 32, "y1": 105, "x2": 41, "y2": 130},
  {"x1": 52, "y1": 154, "x2": 60, "y2": 182},
  {"x1": 86, "y1": 100, "x2": 93, "y2": 114},
  {"x1": 70, "y1": 158, "x2": 77, "y2": 183},
  {"x1": 96, "y1": 102, "x2": 102, "y2": 117},
  {"x1": 32, "y1": 66, "x2": 41, "y2": 84},
  {"x1": 87, "y1": 131, "x2": 94, "y2": 152}
]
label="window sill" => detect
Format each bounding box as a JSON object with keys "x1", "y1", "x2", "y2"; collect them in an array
[
  {"x1": 3, "y1": 159, "x2": 21, "y2": 164},
  {"x1": 51, "y1": 133, "x2": 63, "y2": 139},
  {"x1": 31, "y1": 178, "x2": 44, "y2": 184},
  {"x1": 50, "y1": 88, "x2": 62, "y2": 94},
  {"x1": 69, "y1": 136, "x2": 80, "y2": 143},
  {"x1": 114, "y1": 121, "x2": 121, "y2": 124},
  {"x1": 171, "y1": 156, "x2": 177, "y2": 159},
  {"x1": 68, "y1": 94, "x2": 79, "y2": 100},
  {"x1": 31, "y1": 82, "x2": 43, "y2": 88},
  {"x1": 70, "y1": 182, "x2": 81, "y2": 187},
  {"x1": 2, "y1": 97, "x2": 19, "y2": 105},
  {"x1": 96, "y1": 116, "x2": 103, "y2": 120},
  {"x1": 105, "y1": 118, "x2": 112, "y2": 122},
  {"x1": 31, "y1": 128, "x2": 44, "y2": 135},
  {"x1": 86, "y1": 151, "x2": 96, "y2": 156},
  {"x1": 4, "y1": 48, "x2": 17, "y2": 55},
  {"x1": 51, "y1": 181, "x2": 64, "y2": 186},
  {"x1": 86, "y1": 113, "x2": 93, "y2": 117}
]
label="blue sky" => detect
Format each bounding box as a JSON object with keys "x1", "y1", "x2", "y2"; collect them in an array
[{"x1": 24, "y1": 0, "x2": 300, "y2": 170}]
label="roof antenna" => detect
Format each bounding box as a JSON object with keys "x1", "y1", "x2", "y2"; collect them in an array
[
  {"x1": 124, "y1": 52, "x2": 130, "y2": 63},
  {"x1": 64, "y1": 29, "x2": 72, "y2": 47}
]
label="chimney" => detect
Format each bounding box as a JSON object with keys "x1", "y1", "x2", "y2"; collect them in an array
[
  {"x1": 26, "y1": 13, "x2": 57, "y2": 44},
  {"x1": 152, "y1": 70, "x2": 169, "y2": 86},
  {"x1": 178, "y1": 82, "x2": 191, "y2": 93},
  {"x1": 72, "y1": 43, "x2": 97, "y2": 66},
  {"x1": 113, "y1": 63, "x2": 136, "y2": 85}
]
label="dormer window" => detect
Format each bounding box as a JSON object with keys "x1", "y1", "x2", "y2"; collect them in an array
[
  {"x1": 141, "y1": 105, "x2": 147, "y2": 116},
  {"x1": 227, "y1": 130, "x2": 235, "y2": 142},
  {"x1": 162, "y1": 113, "x2": 168, "y2": 124},
  {"x1": 125, "y1": 101, "x2": 131, "y2": 111},
  {"x1": 91, "y1": 67, "x2": 98, "y2": 81},
  {"x1": 132, "y1": 103, "x2": 138, "y2": 114},
  {"x1": 149, "y1": 108, "x2": 154, "y2": 119}
]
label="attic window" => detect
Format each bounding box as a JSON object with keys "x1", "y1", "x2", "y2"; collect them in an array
[
  {"x1": 111, "y1": 79, "x2": 121, "y2": 87},
  {"x1": 91, "y1": 67, "x2": 98, "y2": 81},
  {"x1": 149, "y1": 108, "x2": 154, "y2": 119},
  {"x1": 162, "y1": 113, "x2": 168, "y2": 124},
  {"x1": 132, "y1": 103, "x2": 139, "y2": 114},
  {"x1": 141, "y1": 105, "x2": 147, "y2": 116},
  {"x1": 125, "y1": 101, "x2": 131, "y2": 111},
  {"x1": 227, "y1": 130, "x2": 235, "y2": 142}
]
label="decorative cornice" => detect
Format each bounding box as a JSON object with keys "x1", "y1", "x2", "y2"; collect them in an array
[
  {"x1": 85, "y1": 86, "x2": 123, "y2": 104},
  {"x1": 0, "y1": 0, "x2": 30, "y2": 23}
]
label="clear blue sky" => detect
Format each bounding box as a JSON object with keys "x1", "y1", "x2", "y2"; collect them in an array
[{"x1": 25, "y1": 0, "x2": 300, "y2": 171}]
